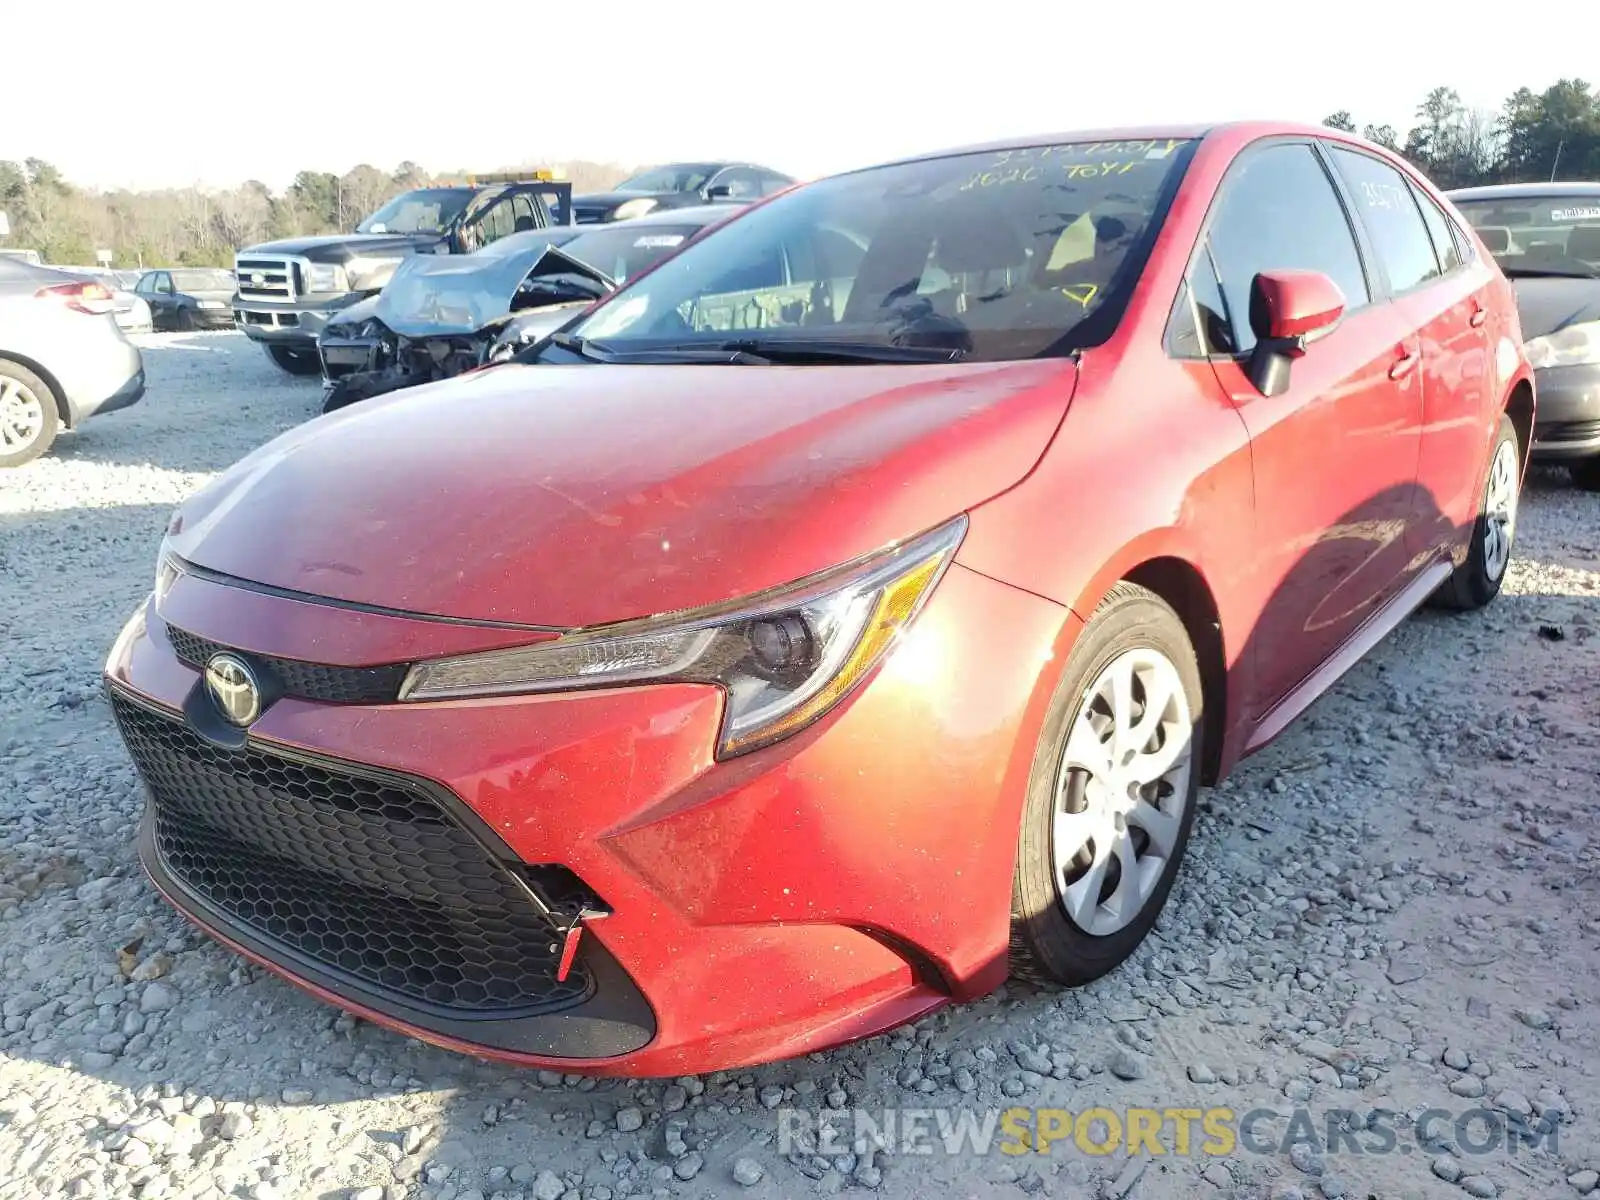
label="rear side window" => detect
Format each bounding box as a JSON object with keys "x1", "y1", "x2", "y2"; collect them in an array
[
  {"x1": 1329, "y1": 147, "x2": 1441, "y2": 292},
  {"x1": 1411, "y1": 185, "x2": 1463, "y2": 274},
  {"x1": 1205, "y1": 143, "x2": 1370, "y2": 354}
]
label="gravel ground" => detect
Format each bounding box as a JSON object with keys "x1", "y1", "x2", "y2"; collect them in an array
[{"x1": 1, "y1": 331, "x2": 1598, "y2": 1200}]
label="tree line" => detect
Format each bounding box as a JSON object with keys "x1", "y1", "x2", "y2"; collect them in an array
[
  {"x1": 1322, "y1": 78, "x2": 1599, "y2": 190},
  {"x1": 4, "y1": 78, "x2": 1596, "y2": 270},
  {"x1": 0, "y1": 159, "x2": 630, "y2": 269}
]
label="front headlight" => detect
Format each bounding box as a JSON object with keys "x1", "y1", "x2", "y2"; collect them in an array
[
  {"x1": 399, "y1": 517, "x2": 967, "y2": 757},
  {"x1": 611, "y1": 197, "x2": 659, "y2": 221},
  {"x1": 302, "y1": 262, "x2": 347, "y2": 294},
  {"x1": 1525, "y1": 320, "x2": 1600, "y2": 369}
]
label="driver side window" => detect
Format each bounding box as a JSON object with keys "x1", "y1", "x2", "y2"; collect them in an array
[{"x1": 1205, "y1": 143, "x2": 1371, "y2": 354}]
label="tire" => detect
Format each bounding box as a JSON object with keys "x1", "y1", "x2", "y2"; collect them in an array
[
  {"x1": 266, "y1": 345, "x2": 322, "y2": 377},
  {"x1": 1571, "y1": 457, "x2": 1600, "y2": 493},
  {"x1": 1010, "y1": 582, "x2": 1204, "y2": 988},
  {"x1": 1434, "y1": 414, "x2": 1520, "y2": 611},
  {"x1": 0, "y1": 360, "x2": 61, "y2": 469},
  {"x1": 175, "y1": 309, "x2": 195, "y2": 333}
]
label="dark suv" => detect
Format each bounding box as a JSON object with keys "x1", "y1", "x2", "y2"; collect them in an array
[
  {"x1": 233, "y1": 176, "x2": 574, "y2": 375},
  {"x1": 1448, "y1": 182, "x2": 1600, "y2": 488}
]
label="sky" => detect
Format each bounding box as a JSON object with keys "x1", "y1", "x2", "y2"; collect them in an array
[{"x1": 8, "y1": 0, "x2": 1599, "y2": 194}]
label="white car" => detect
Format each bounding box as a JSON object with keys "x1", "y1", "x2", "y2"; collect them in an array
[
  {"x1": 53, "y1": 266, "x2": 155, "y2": 335},
  {"x1": 0, "y1": 259, "x2": 145, "y2": 467}
]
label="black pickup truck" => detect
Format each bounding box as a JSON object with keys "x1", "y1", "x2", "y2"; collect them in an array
[{"x1": 232, "y1": 175, "x2": 574, "y2": 375}]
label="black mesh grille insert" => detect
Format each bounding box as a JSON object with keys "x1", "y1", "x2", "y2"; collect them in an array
[
  {"x1": 1536, "y1": 419, "x2": 1600, "y2": 444},
  {"x1": 163, "y1": 621, "x2": 408, "y2": 705},
  {"x1": 112, "y1": 693, "x2": 591, "y2": 1015}
]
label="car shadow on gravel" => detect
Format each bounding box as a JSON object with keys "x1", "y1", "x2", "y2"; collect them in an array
[
  {"x1": 42, "y1": 331, "x2": 323, "y2": 477},
  {"x1": 4, "y1": 480, "x2": 1599, "y2": 1199}
]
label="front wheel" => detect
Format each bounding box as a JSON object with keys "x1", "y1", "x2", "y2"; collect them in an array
[
  {"x1": 266, "y1": 345, "x2": 323, "y2": 376},
  {"x1": 1010, "y1": 582, "x2": 1204, "y2": 987},
  {"x1": 175, "y1": 309, "x2": 195, "y2": 332},
  {"x1": 1434, "y1": 414, "x2": 1520, "y2": 611}
]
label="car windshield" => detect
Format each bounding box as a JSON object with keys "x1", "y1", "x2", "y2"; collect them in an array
[
  {"x1": 358, "y1": 188, "x2": 475, "y2": 234},
  {"x1": 560, "y1": 224, "x2": 704, "y2": 284},
  {"x1": 170, "y1": 269, "x2": 234, "y2": 292},
  {"x1": 615, "y1": 165, "x2": 717, "y2": 194},
  {"x1": 570, "y1": 138, "x2": 1195, "y2": 362},
  {"x1": 1453, "y1": 194, "x2": 1600, "y2": 275}
]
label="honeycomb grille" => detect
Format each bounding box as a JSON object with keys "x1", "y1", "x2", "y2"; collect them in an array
[
  {"x1": 112, "y1": 694, "x2": 591, "y2": 1014},
  {"x1": 163, "y1": 622, "x2": 408, "y2": 705}
]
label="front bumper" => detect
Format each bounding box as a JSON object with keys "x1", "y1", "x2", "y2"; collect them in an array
[
  {"x1": 103, "y1": 560, "x2": 1070, "y2": 1074},
  {"x1": 234, "y1": 296, "x2": 362, "y2": 348},
  {"x1": 1529, "y1": 362, "x2": 1600, "y2": 460},
  {"x1": 189, "y1": 308, "x2": 237, "y2": 330},
  {"x1": 317, "y1": 332, "x2": 380, "y2": 381}
]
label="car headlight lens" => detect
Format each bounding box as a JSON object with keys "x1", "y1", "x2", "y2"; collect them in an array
[
  {"x1": 302, "y1": 263, "x2": 347, "y2": 294},
  {"x1": 399, "y1": 516, "x2": 967, "y2": 756},
  {"x1": 1525, "y1": 320, "x2": 1600, "y2": 369},
  {"x1": 611, "y1": 197, "x2": 659, "y2": 221}
]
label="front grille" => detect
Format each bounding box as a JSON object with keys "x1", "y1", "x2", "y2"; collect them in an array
[
  {"x1": 1537, "y1": 419, "x2": 1600, "y2": 444},
  {"x1": 113, "y1": 694, "x2": 592, "y2": 1014},
  {"x1": 164, "y1": 621, "x2": 408, "y2": 705},
  {"x1": 235, "y1": 256, "x2": 297, "y2": 302}
]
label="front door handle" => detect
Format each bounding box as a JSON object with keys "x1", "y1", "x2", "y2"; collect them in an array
[
  {"x1": 1469, "y1": 306, "x2": 1488, "y2": 328},
  {"x1": 1389, "y1": 351, "x2": 1420, "y2": 380}
]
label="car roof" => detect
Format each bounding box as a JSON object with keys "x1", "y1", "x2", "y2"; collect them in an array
[{"x1": 1445, "y1": 181, "x2": 1600, "y2": 201}]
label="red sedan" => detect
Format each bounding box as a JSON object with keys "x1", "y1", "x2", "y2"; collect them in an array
[{"x1": 105, "y1": 122, "x2": 1532, "y2": 1076}]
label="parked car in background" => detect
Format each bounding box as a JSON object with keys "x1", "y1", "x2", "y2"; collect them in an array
[
  {"x1": 572, "y1": 161, "x2": 793, "y2": 223},
  {"x1": 134, "y1": 268, "x2": 237, "y2": 332},
  {"x1": 0, "y1": 258, "x2": 144, "y2": 467},
  {"x1": 317, "y1": 205, "x2": 743, "y2": 410},
  {"x1": 0, "y1": 248, "x2": 44, "y2": 266},
  {"x1": 1447, "y1": 182, "x2": 1600, "y2": 489},
  {"x1": 233, "y1": 175, "x2": 574, "y2": 376},
  {"x1": 54, "y1": 267, "x2": 153, "y2": 334},
  {"x1": 106, "y1": 122, "x2": 1531, "y2": 1074}
]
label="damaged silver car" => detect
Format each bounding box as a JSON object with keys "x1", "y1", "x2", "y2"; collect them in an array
[{"x1": 316, "y1": 205, "x2": 742, "y2": 411}]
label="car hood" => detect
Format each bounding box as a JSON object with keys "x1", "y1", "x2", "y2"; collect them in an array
[
  {"x1": 240, "y1": 233, "x2": 443, "y2": 263},
  {"x1": 371, "y1": 244, "x2": 612, "y2": 338},
  {"x1": 165, "y1": 359, "x2": 1075, "y2": 628},
  {"x1": 1512, "y1": 275, "x2": 1600, "y2": 340}
]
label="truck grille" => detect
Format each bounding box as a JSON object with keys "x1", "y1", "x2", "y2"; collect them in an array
[
  {"x1": 112, "y1": 693, "x2": 594, "y2": 1015},
  {"x1": 235, "y1": 256, "x2": 297, "y2": 303}
]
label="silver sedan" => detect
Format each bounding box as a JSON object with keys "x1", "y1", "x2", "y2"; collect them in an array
[{"x1": 0, "y1": 258, "x2": 145, "y2": 467}]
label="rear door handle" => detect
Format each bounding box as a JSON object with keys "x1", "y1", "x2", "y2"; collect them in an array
[{"x1": 1389, "y1": 352, "x2": 1420, "y2": 380}]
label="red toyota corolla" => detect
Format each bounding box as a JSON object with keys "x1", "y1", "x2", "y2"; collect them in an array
[{"x1": 106, "y1": 123, "x2": 1532, "y2": 1076}]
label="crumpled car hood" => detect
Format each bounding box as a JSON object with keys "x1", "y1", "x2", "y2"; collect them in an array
[
  {"x1": 165, "y1": 359, "x2": 1076, "y2": 628},
  {"x1": 372, "y1": 240, "x2": 606, "y2": 338}
]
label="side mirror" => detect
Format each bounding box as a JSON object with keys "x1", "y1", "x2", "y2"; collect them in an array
[
  {"x1": 1247, "y1": 270, "x2": 1346, "y2": 398},
  {"x1": 705, "y1": 184, "x2": 734, "y2": 200}
]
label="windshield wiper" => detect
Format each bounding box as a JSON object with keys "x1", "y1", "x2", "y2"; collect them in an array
[
  {"x1": 703, "y1": 338, "x2": 969, "y2": 364},
  {"x1": 544, "y1": 332, "x2": 770, "y2": 365}
]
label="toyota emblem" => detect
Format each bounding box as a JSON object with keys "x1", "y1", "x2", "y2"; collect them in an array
[{"x1": 204, "y1": 653, "x2": 261, "y2": 727}]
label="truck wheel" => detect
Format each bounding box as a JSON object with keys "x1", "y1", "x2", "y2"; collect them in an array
[
  {"x1": 266, "y1": 346, "x2": 322, "y2": 377},
  {"x1": 0, "y1": 360, "x2": 61, "y2": 469}
]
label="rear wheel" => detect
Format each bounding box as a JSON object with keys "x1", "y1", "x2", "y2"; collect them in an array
[
  {"x1": 1434, "y1": 414, "x2": 1520, "y2": 611},
  {"x1": 266, "y1": 345, "x2": 322, "y2": 376},
  {"x1": 0, "y1": 361, "x2": 61, "y2": 468},
  {"x1": 1010, "y1": 583, "x2": 1204, "y2": 987}
]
